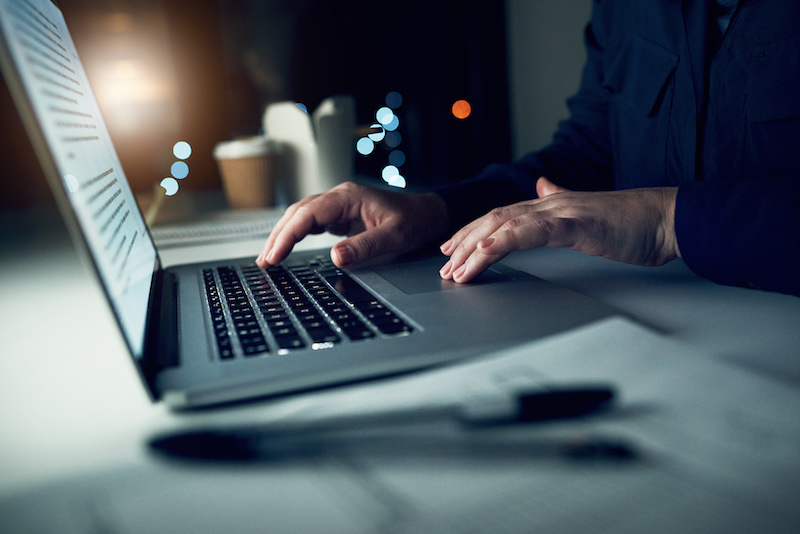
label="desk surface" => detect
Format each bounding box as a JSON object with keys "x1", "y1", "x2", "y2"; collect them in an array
[{"x1": 2, "y1": 206, "x2": 799, "y2": 533}]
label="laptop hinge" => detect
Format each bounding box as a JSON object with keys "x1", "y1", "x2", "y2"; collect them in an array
[{"x1": 142, "y1": 269, "x2": 180, "y2": 388}]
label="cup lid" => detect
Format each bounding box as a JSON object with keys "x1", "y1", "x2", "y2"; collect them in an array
[{"x1": 213, "y1": 136, "x2": 280, "y2": 159}]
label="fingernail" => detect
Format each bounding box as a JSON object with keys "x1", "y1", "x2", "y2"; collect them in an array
[
  {"x1": 334, "y1": 245, "x2": 354, "y2": 266},
  {"x1": 439, "y1": 259, "x2": 452, "y2": 278},
  {"x1": 479, "y1": 237, "x2": 495, "y2": 249},
  {"x1": 440, "y1": 239, "x2": 453, "y2": 255},
  {"x1": 452, "y1": 264, "x2": 466, "y2": 280}
]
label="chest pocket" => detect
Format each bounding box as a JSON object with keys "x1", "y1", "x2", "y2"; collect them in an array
[
  {"x1": 603, "y1": 34, "x2": 679, "y2": 188},
  {"x1": 745, "y1": 40, "x2": 800, "y2": 179}
]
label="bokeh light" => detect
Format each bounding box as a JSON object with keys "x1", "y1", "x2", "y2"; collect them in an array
[
  {"x1": 452, "y1": 99, "x2": 472, "y2": 120},
  {"x1": 368, "y1": 124, "x2": 386, "y2": 142},
  {"x1": 382, "y1": 165, "x2": 400, "y2": 181},
  {"x1": 388, "y1": 150, "x2": 406, "y2": 167},
  {"x1": 358, "y1": 92, "x2": 407, "y2": 188},
  {"x1": 386, "y1": 91, "x2": 403, "y2": 109},
  {"x1": 387, "y1": 175, "x2": 406, "y2": 188},
  {"x1": 160, "y1": 177, "x2": 179, "y2": 196},
  {"x1": 383, "y1": 114, "x2": 399, "y2": 132},
  {"x1": 376, "y1": 106, "x2": 395, "y2": 126},
  {"x1": 356, "y1": 137, "x2": 375, "y2": 156},
  {"x1": 170, "y1": 161, "x2": 189, "y2": 179},
  {"x1": 384, "y1": 131, "x2": 402, "y2": 148},
  {"x1": 172, "y1": 141, "x2": 192, "y2": 159}
]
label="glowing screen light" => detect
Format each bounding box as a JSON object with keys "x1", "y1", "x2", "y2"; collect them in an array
[
  {"x1": 452, "y1": 99, "x2": 472, "y2": 120},
  {"x1": 173, "y1": 141, "x2": 192, "y2": 159}
]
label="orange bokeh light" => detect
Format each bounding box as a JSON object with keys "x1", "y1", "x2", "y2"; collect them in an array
[{"x1": 452, "y1": 99, "x2": 472, "y2": 120}]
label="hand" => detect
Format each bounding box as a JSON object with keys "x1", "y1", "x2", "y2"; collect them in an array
[
  {"x1": 257, "y1": 181, "x2": 450, "y2": 268},
  {"x1": 439, "y1": 177, "x2": 680, "y2": 283}
]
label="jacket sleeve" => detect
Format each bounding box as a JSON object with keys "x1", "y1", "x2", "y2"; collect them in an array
[
  {"x1": 676, "y1": 178, "x2": 800, "y2": 296},
  {"x1": 434, "y1": 2, "x2": 615, "y2": 232}
]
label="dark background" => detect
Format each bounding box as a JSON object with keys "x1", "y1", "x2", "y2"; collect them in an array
[{"x1": 1, "y1": 0, "x2": 511, "y2": 209}]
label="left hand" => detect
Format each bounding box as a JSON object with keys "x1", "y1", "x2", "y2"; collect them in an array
[{"x1": 439, "y1": 177, "x2": 681, "y2": 283}]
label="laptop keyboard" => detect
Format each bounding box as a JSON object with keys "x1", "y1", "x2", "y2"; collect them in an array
[{"x1": 202, "y1": 256, "x2": 414, "y2": 360}]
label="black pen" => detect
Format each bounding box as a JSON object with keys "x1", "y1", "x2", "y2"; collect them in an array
[
  {"x1": 455, "y1": 385, "x2": 615, "y2": 426},
  {"x1": 149, "y1": 385, "x2": 618, "y2": 461}
]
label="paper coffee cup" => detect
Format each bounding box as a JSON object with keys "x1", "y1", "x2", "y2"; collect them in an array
[{"x1": 213, "y1": 137, "x2": 281, "y2": 209}]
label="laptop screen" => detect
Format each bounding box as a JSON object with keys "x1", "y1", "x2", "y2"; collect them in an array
[{"x1": 0, "y1": 0, "x2": 157, "y2": 359}]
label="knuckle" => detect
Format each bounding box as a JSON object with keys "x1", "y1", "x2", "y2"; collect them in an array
[
  {"x1": 488, "y1": 207, "x2": 509, "y2": 224},
  {"x1": 334, "y1": 181, "x2": 360, "y2": 195},
  {"x1": 502, "y1": 216, "x2": 525, "y2": 230}
]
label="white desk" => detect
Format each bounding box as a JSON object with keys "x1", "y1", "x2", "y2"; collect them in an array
[{"x1": 2, "y1": 207, "x2": 799, "y2": 533}]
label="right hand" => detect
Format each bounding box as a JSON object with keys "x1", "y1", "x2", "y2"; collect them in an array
[{"x1": 256, "y1": 181, "x2": 450, "y2": 268}]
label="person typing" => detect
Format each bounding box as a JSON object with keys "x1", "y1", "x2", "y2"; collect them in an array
[{"x1": 258, "y1": 0, "x2": 800, "y2": 298}]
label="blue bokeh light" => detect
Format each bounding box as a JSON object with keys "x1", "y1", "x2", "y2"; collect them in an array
[
  {"x1": 383, "y1": 115, "x2": 399, "y2": 132},
  {"x1": 382, "y1": 165, "x2": 399, "y2": 182},
  {"x1": 356, "y1": 137, "x2": 375, "y2": 156},
  {"x1": 386, "y1": 91, "x2": 403, "y2": 109},
  {"x1": 387, "y1": 174, "x2": 406, "y2": 188},
  {"x1": 388, "y1": 150, "x2": 406, "y2": 167},
  {"x1": 384, "y1": 131, "x2": 402, "y2": 148},
  {"x1": 376, "y1": 106, "x2": 395, "y2": 126},
  {"x1": 171, "y1": 161, "x2": 189, "y2": 179},
  {"x1": 172, "y1": 141, "x2": 192, "y2": 160},
  {"x1": 368, "y1": 124, "x2": 386, "y2": 142}
]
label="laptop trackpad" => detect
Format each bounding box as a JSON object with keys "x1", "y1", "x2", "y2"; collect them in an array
[{"x1": 372, "y1": 259, "x2": 511, "y2": 295}]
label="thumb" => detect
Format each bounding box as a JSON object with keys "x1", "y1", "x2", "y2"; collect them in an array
[
  {"x1": 536, "y1": 176, "x2": 570, "y2": 198},
  {"x1": 331, "y1": 224, "x2": 403, "y2": 267}
]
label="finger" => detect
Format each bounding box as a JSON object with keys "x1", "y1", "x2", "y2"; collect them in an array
[
  {"x1": 258, "y1": 192, "x2": 351, "y2": 267},
  {"x1": 330, "y1": 217, "x2": 406, "y2": 267},
  {"x1": 450, "y1": 239, "x2": 509, "y2": 283},
  {"x1": 257, "y1": 200, "x2": 309, "y2": 263},
  {"x1": 256, "y1": 198, "x2": 314, "y2": 267},
  {"x1": 452, "y1": 213, "x2": 570, "y2": 284},
  {"x1": 442, "y1": 204, "x2": 528, "y2": 279}
]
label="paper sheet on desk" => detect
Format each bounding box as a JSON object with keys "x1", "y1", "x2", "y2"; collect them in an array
[
  {"x1": 3, "y1": 317, "x2": 799, "y2": 534},
  {"x1": 265, "y1": 316, "x2": 800, "y2": 533}
]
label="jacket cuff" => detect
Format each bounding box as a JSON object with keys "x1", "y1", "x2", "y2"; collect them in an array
[{"x1": 434, "y1": 163, "x2": 539, "y2": 232}]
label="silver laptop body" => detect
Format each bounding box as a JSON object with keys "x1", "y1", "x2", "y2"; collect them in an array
[{"x1": 0, "y1": 0, "x2": 616, "y2": 408}]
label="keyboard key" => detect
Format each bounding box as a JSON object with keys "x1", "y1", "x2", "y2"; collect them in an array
[
  {"x1": 204, "y1": 259, "x2": 414, "y2": 360},
  {"x1": 343, "y1": 326, "x2": 376, "y2": 341},
  {"x1": 275, "y1": 334, "x2": 305, "y2": 350}
]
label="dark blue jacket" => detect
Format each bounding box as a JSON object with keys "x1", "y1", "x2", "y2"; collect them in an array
[{"x1": 436, "y1": 0, "x2": 800, "y2": 297}]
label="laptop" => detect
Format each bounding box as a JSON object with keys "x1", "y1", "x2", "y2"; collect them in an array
[{"x1": 0, "y1": 0, "x2": 616, "y2": 408}]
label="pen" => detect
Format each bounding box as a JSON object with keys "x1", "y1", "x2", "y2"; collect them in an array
[{"x1": 149, "y1": 385, "x2": 619, "y2": 461}]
